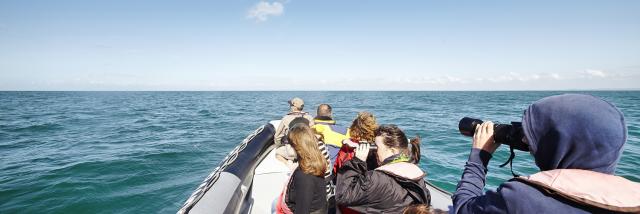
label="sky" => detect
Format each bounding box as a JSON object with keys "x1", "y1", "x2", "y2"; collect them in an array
[{"x1": 0, "y1": 0, "x2": 639, "y2": 90}]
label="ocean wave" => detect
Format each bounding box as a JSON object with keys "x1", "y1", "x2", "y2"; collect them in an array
[
  {"x1": 11, "y1": 123, "x2": 64, "y2": 132},
  {"x1": 134, "y1": 119, "x2": 149, "y2": 123}
]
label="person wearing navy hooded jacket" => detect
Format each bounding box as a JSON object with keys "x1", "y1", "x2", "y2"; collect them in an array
[{"x1": 453, "y1": 94, "x2": 640, "y2": 213}]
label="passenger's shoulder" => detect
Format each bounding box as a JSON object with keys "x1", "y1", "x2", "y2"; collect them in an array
[
  {"x1": 368, "y1": 169, "x2": 408, "y2": 184},
  {"x1": 304, "y1": 115, "x2": 314, "y2": 121},
  {"x1": 497, "y1": 179, "x2": 548, "y2": 200},
  {"x1": 280, "y1": 114, "x2": 295, "y2": 121},
  {"x1": 294, "y1": 169, "x2": 323, "y2": 182},
  {"x1": 496, "y1": 179, "x2": 593, "y2": 213},
  {"x1": 311, "y1": 123, "x2": 327, "y2": 131},
  {"x1": 498, "y1": 179, "x2": 536, "y2": 191},
  {"x1": 363, "y1": 170, "x2": 397, "y2": 189}
]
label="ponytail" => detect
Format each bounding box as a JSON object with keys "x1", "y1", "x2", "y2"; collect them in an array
[
  {"x1": 375, "y1": 125, "x2": 422, "y2": 164},
  {"x1": 409, "y1": 136, "x2": 421, "y2": 164}
]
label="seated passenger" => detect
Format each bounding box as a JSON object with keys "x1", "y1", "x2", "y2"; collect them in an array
[
  {"x1": 274, "y1": 97, "x2": 314, "y2": 146},
  {"x1": 333, "y1": 111, "x2": 379, "y2": 173},
  {"x1": 274, "y1": 97, "x2": 315, "y2": 168},
  {"x1": 276, "y1": 118, "x2": 330, "y2": 173},
  {"x1": 276, "y1": 117, "x2": 333, "y2": 201},
  {"x1": 311, "y1": 104, "x2": 350, "y2": 166},
  {"x1": 453, "y1": 94, "x2": 640, "y2": 213},
  {"x1": 276, "y1": 124, "x2": 328, "y2": 214},
  {"x1": 276, "y1": 117, "x2": 314, "y2": 167},
  {"x1": 335, "y1": 125, "x2": 431, "y2": 213}
]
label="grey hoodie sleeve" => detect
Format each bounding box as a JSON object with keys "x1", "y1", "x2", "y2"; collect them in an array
[{"x1": 452, "y1": 149, "x2": 509, "y2": 214}]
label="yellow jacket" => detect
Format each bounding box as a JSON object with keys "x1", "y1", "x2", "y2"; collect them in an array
[{"x1": 312, "y1": 118, "x2": 350, "y2": 148}]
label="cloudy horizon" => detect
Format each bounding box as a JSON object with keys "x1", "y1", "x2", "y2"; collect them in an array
[{"x1": 1, "y1": 0, "x2": 639, "y2": 91}]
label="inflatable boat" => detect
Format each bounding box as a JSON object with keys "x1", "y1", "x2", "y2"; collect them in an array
[{"x1": 178, "y1": 121, "x2": 453, "y2": 214}]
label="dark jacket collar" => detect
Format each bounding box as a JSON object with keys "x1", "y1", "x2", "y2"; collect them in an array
[{"x1": 313, "y1": 116, "x2": 336, "y2": 125}]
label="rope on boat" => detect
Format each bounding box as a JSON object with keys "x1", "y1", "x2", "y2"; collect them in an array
[{"x1": 177, "y1": 125, "x2": 266, "y2": 214}]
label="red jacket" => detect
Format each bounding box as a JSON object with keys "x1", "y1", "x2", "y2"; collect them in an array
[
  {"x1": 333, "y1": 140, "x2": 358, "y2": 214},
  {"x1": 333, "y1": 143, "x2": 356, "y2": 175},
  {"x1": 333, "y1": 139, "x2": 381, "y2": 214}
]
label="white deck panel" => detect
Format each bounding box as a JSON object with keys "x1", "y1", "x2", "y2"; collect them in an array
[
  {"x1": 425, "y1": 181, "x2": 453, "y2": 211},
  {"x1": 250, "y1": 147, "x2": 290, "y2": 214}
]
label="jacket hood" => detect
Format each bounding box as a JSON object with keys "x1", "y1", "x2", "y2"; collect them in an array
[
  {"x1": 375, "y1": 162, "x2": 431, "y2": 205},
  {"x1": 522, "y1": 94, "x2": 627, "y2": 174},
  {"x1": 375, "y1": 162, "x2": 426, "y2": 181}
]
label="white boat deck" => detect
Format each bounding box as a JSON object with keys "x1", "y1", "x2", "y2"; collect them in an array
[
  {"x1": 425, "y1": 178, "x2": 454, "y2": 212},
  {"x1": 251, "y1": 148, "x2": 291, "y2": 213}
]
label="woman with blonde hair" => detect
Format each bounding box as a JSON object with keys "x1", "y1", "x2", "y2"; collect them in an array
[
  {"x1": 333, "y1": 111, "x2": 379, "y2": 173},
  {"x1": 275, "y1": 124, "x2": 328, "y2": 214},
  {"x1": 331, "y1": 112, "x2": 378, "y2": 214}
]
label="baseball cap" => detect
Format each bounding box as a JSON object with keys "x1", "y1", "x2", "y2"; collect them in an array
[{"x1": 288, "y1": 97, "x2": 304, "y2": 109}]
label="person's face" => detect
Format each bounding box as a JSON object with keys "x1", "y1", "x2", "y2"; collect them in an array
[{"x1": 374, "y1": 136, "x2": 395, "y2": 164}]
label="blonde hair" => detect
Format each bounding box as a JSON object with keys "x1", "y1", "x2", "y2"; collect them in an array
[
  {"x1": 349, "y1": 112, "x2": 378, "y2": 142},
  {"x1": 288, "y1": 124, "x2": 327, "y2": 177}
]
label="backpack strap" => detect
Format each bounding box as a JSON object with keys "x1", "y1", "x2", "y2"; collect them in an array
[{"x1": 287, "y1": 111, "x2": 308, "y2": 116}]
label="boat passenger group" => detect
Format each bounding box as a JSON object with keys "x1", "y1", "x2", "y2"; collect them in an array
[{"x1": 271, "y1": 94, "x2": 640, "y2": 214}]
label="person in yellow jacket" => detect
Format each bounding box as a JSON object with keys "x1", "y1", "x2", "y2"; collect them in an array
[{"x1": 311, "y1": 104, "x2": 349, "y2": 165}]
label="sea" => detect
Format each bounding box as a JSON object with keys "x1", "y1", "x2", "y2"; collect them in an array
[{"x1": 1, "y1": 91, "x2": 639, "y2": 213}]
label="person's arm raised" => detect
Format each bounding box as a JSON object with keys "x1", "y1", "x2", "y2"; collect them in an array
[
  {"x1": 335, "y1": 143, "x2": 374, "y2": 206},
  {"x1": 452, "y1": 121, "x2": 508, "y2": 214}
]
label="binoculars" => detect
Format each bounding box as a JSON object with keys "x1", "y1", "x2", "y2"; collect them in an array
[
  {"x1": 347, "y1": 141, "x2": 378, "y2": 150},
  {"x1": 458, "y1": 117, "x2": 529, "y2": 151}
]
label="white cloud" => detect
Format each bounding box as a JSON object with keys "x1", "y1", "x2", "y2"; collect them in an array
[
  {"x1": 482, "y1": 72, "x2": 564, "y2": 83},
  {"x1": 247, "y1": 1, "x2": 284, "y2": 22},
  {"x1": 530, "y1": 74, "x2": 541, "y2": 80},
  {"x1": 549, "y1": 73, "x2": 562, "y2": 80},
  {"x1": 584, "y1": 69, "x2": 608, "y2": 78},
  {"x1": 445, "y1": 75, "x2": 468, "y2": 84}
]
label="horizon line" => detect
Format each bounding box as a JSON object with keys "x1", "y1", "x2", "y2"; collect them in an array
[{"x1": 2, "y1": 89, "x2": 639, "y2": 92}]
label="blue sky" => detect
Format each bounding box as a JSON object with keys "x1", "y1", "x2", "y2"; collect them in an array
[{"x1": 0, "y1": 0, "x2": 639, "y2": 90}]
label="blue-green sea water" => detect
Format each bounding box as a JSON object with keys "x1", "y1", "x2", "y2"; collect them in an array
[{"x1": 1, "y1": 91, "x2": 639, "y2": 213}]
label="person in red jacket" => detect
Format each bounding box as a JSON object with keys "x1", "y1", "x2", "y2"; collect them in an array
[
  {"x1": 332, "y1": 111, "x2": 378, "y2": 214},
  {"x1": 333, "y1": 111, "x2": 379, "y2": 174}
]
